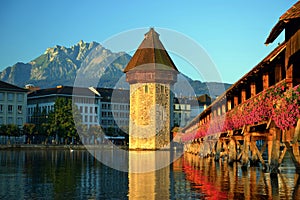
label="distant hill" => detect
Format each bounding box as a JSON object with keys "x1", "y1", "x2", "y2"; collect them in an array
[{"x1": 0, "y1": 40, "x2": 231, "y2": 96}]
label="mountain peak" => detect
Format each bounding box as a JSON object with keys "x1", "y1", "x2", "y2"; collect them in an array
[
  {"x1": 0, "y1": 41, "x2": 132, "y2": 89},
  {"x1": 78, "y1": 40, "x2": 84, "y2": 45}
]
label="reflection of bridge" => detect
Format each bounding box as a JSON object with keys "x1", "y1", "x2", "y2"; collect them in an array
[
  {"x1": 180, "y1": 2, "x2": 300, "y2": 173},
  {"x1": 182, "y1": 153, "x2": 300, "y2": 199}
]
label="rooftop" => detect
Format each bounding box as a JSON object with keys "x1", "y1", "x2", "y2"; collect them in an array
[
  {"x1": 123, "y1": 28, "x2": 179, "y2": 73},
  {"x1": 0, "y1": 80, "x2": 28, "y2": 92}
]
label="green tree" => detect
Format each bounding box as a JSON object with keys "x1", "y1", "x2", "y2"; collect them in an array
[
  {"x1": 2, "y1": 124, "x2": 20, "y2": 144},
  {"x1": 23, "y1": 123, "x2": 36, "y2": 144},
  {"x1": 76, "y1": 124, "x2": 88, "y2": 144},
  {"x1": 48, "y1": 98, "x2": 83, "y2": 144},
  {"x1": 88, "y1": 125, "x2": 104, "y2": 144}
]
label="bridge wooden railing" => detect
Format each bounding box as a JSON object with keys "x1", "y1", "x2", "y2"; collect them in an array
[{"x1": 181, "y1": 80, "x2": 300, "y2": 143}]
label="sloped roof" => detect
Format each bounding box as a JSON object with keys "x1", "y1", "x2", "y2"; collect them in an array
[
  {"x1": 124, "y1": 28, "x2": 179, "y2": 73},
  {"x1": 0, "y1": 80, "x2": 27, "y2": 92},
  {"x1": 96, "y1": 88, "x2": 129, "y2": 103},
  {"x1": 28, "y1": 86, "x2": 99, "y2": 98},
  {"x1": 27, "y1": 85, "x2": 130, "y2": 103},
  {"x1": 265, "y1": 1, "x2": 300, "y2": 44}
]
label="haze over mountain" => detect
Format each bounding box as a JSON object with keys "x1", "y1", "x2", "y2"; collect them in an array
[{"x1": 0, "y1": 41, "x2": 230, "y2": 96}]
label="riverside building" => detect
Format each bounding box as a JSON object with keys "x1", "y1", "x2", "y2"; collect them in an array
[
  {"x1": 27, "y1": 86, "x2": 130, "y2": 135},
  {"x1": 0, "y1": 81, "x2": 27, "y2": 128}
]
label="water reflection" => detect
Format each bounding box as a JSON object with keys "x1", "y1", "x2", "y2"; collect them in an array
[
  {"x1": 182, "y1": 153, "x2": 300, "y2": 199},
  {"x1": 0, "y1": 150, "x2": 299, "y2": 199},
  {"x1": 128, "y1": 151, "x2": 170, "y2": 199},
  {"x1": 0, "y1": 150, "x2": 128, "y2": 199}
]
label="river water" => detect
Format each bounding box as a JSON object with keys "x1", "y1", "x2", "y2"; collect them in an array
[{"x1": 0, "y1": 149, "x2": 299, "y2": 199}]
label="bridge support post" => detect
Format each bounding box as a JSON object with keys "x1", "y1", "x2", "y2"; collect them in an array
[
  {"x1": 228, "y1": 138, "x2": 237, "y2": 165},
  {"x1": 268, "y1": 127, "x2": 281, "y2": 174},
  {"x1": 215, "y1": 139, "x2": 222, "y2": 161},
  {"x1": 241, "y1": 132, "x2": 250, "y2": 169}
]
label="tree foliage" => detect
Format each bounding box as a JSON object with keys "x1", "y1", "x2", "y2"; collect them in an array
[{"x1": 47, "y1": 98, "x2": 83, "y2": 143}]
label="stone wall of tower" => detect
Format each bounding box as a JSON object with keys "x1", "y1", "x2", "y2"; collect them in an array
[{"x1": 129, "y1": 82, "x2": 171, "y2": 150}]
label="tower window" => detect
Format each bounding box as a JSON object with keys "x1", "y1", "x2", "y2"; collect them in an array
[
  {"x1": 161, "y1": 85, "x2": 164, "y2": 93},
  {"x1": 145, "y1": 85, "x2": 148, "y2": 93}
]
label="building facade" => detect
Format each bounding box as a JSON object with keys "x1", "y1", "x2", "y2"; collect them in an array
[
  {"x1": 97, "y1": 88, "x2": 129, "y2": 135},
  {"x1": 173, "y1": 94, "x2": 212, "y2": 127},
  {"x1": 27, "y1": 86, "x2": 101, "y2": 128},
  {"x1": 27, "y1": 86, "x2": 130, "y2": 135},
  {"x1": 0, "y1": 81, "x2": 27, "y2": 127}
]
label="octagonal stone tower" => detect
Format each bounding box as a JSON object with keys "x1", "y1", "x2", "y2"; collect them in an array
[{"x1": 124, "y1": 28, "x2": 178, "y2": 150}]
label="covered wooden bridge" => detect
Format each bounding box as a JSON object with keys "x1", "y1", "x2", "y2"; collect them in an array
[{"x1": 179, "y1": 1, "x2": 300, "y2": 173}]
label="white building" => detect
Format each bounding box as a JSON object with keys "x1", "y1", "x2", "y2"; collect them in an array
[
  {"x1": 96, "y1": 88, "x2": 129, "y2": 135},
  {"x1": 0, "y1": 81, "x2": 28, "y2": 128},
  {"x1": 173, "y1": 94, "x2": 211, "y2": 127},
  {"x1": 27, "y1": 86, "x2": 130, "y2": 135},
  {"x1": 27, "y1": 86, "x2": 101, "y2": 128}
]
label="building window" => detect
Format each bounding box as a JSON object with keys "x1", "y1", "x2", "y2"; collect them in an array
[
  {"x1": 17, "y1": 94, "x2": 23, "y2": 102},
  {"x1": 0, "y1": 104, "x2": 3, "y2": 112},
  {"x1": 161, "y1": 85, "x2": 164, "y2": 94},
  {"x1": 0, "y1": 93, "x2": 4, "y2": 101},
  {"x1": 80, "y1": 106, "x2": 83, "y2": 113},
  {"x1": 17, "y1": 117, "x2": 23, "y2": 126},
  {"x1": 102, "y1": 112, "x2": 107, "y2": 117},
  {"x1": 8, "y1": 93, "x2": 14, "y2": 101},
  {"x1": 85, "y1": 107, "x2": 88, "y2": 113},
  {"x1": 95, "y1": 107, "x2": 98, "y2": 114},
  {"x1": 90, "y1": 116, "x2": 93, "y2": 122},
  {"x1": 17, "y1": 105, "x2": 22, "y2": 114},
  {"x1": 8, "y1": 105, "x2": 13, "y2": 113},
  {"x1": 90, "y1": 107, "x2": 93, "y2": 114},
  {"x1": 7, "y1": 117, "x2": 13, "y2": 124},
  {"x1": 102, "y1": 104, "x2": 107, "y2": 109},
  {"x1": 0, "y1": 117, "x2": 3, "y2": 125},
  {"x1": 145, "y1": 85, "x2": 148, "y2": 93},
  {"x1": 85, "y1": 115, "x2": 88, "y2": 122}
]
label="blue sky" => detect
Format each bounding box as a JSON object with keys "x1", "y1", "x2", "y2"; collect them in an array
[{"x1": 0, "y1": 0, "x2": 297, "y2": 84}]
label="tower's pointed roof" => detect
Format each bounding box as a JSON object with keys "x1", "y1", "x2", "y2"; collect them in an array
[{"x1": 124, "y1": 28, "x2": 179, "y2": 73}]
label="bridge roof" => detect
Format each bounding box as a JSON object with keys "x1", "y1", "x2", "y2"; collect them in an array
[
  {"x1": 123, "y1": 28, "x2": 178, "y2": 73},
  {"x1": 265, "y1": 1, "x2": 300, "y2": 44}
]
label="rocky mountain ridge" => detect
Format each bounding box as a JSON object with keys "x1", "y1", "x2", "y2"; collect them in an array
[{"x1": 0, "y1": 41, "x2": 230, "y2": 96}]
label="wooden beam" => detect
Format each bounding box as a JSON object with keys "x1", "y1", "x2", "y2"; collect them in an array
[
  {"x1": 227, "y1": 99, "x2": 232, "y2": 111},
  {"x1": 228, "y1": 138, "x2": 237, "y2": 165},
  {"x1": 263, "y1": 72, "x2": 269, "y2": 90},
  {"x1": 250, "y1": 141, "x2": 266, "y2": 167},
  {"x1": 241, "y1": 134, "x2": 250, "y2": 168},
  {"x1": 274, "y1": 63, "x2": 282, "y2": 83},
  {"x1": 234, "y1": 96, "x2": 238, "y2": 107},
  {"x1": 278, "y1": 145, "x2": 287, "y2": 165},
  {"x1": 241, "y1": 89, "x2": 246, "y2": 103},
  {"x1": 269, "y1": 127, "x2": 281, "y2": 173},
  {"x1": 284, "y1": 142, "x2": 300, "y2": 169},
  {"x1": 250, "y1": 82, "x2": 256, "y2": 97},
  {"x1": 292, "y1": 119, "x2": 300, "y2": 144}
]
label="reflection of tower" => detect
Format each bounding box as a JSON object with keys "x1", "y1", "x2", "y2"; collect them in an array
[
  {"x1": 124, "y1": 28, "x2": 178, "y2": 150},
  {"x1": 128, "y1": 152, "x2": 170, "y2": 199}
]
